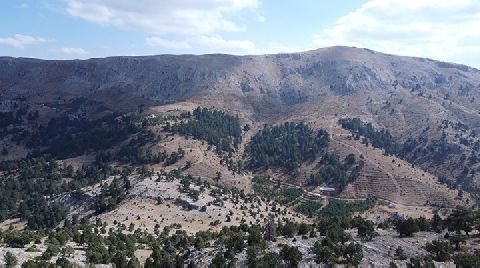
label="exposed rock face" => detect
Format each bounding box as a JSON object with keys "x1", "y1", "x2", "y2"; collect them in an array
[{"x1": 1, "y1": 46, "x2": 478, "y2": 110}]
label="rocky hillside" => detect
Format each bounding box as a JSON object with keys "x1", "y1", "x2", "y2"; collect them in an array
[
  {"x1": 1, "y1": 46, "x2": 480, "y2": 204},
  {"x1": 2, "y1": 46, "x2": 479, "y2": 110}
]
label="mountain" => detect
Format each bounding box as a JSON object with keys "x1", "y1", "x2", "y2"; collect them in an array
[
  {"x1": 3, "y1": 46, "x2": 480, "y2": 267},
  {"x1": 2, "y1": 46, "x2": 478, "y2": 109},
  {"x1": 1, "y1": 46, "x2": 480, "y2": 207}
]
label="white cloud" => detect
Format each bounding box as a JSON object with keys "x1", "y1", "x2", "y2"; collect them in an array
[
  {"x1": 195, "y1": 35, "x2": 255, "y2": 53},
  {"x1": 312, "y1": 0, "x2": 480, "y2": 67},
  {"x1": 0, "y1": 34, "x2": 49, "y2": 48},
  {"x1": 146, "y1": 37, "x2": 191, "y2": 50},
  {"x1": 66, "y1": 0, "x2": 260, "y2": 35},
  {"x1": 66, "y1": 0, "x2": 261, "y2": 55},
  {"x1": 57, "y1": 47, "x2": 89, "y2": 56}
]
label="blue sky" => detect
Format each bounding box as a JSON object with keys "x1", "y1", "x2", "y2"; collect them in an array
[{"x1": 1, "y1": 0, "x2": 480, "y2": 68}]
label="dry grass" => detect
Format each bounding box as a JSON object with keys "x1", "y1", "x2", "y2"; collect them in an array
[{"x1": 94, "y1": 175, "x2": 309, "y2": 234}]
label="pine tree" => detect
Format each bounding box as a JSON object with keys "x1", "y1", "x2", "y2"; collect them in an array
[
  {"x1": 265, "y1": 215, "x2": 277, "y2": 242},
  {"x1": 4, "y1": 252, "x2": 17, "y2": 268}
]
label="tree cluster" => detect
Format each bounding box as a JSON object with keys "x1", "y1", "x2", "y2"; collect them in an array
[
  {"x1": 339, "y1": 118, "x2": 400, "y2": 156},
  {"x1": 0, "y1": 157, "x2": 118, "y2": 229},
  {"x1": 308, "y1": 153, "x2": 364, "y2": 192},
  {"x1": 27, "y1": 114, "x2": 140, "y2": 159},
  {"x1": 166, "y1": 107, "x2": 242, "y2": 154},
  {"x1": 247, "y1": 122, "x2": 329, "y2": 172}
]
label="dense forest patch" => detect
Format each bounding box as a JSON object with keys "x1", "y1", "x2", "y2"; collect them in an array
[
  {"x1": 27, "y1": 114, "x2": 140, "y2": 159},
  {"x1": 308, "y1": 153, "x2": 364, "y2": 193},
  {"x1": 247, "y1": 122, "x2": 329, "y2": 172},
  {"x1": 166, "y1": 107, "x2": 242, "y2": 154}
]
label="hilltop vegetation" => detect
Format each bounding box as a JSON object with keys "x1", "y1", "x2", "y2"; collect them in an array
[
  {"x1": 166, "y1": 107, "x2": 242, "y2": 154},
  {"x1": 247, "y1": 122, "x2": 329, "y2": 172},
  {"x1": 339, "y1": 118, "x2": 401, "y2": 156},
  {"x1": 28, "y1": 114, "x2": 140, "y2": 159}
]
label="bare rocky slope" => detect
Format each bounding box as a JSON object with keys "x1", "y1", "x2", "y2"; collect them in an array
[
  {"x1": 1, "y1": 46, "x2": 480, "y2": 205},
  {"x1": 2, "y1": 46, "x2": 479, "y2": 112}
]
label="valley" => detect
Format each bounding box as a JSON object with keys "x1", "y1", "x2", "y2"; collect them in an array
[{"x1": 0, "y1": 47, "x2": 480, "y2": 267}]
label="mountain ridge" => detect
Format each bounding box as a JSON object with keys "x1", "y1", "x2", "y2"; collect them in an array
[
  {"x1": 1, "y1": 46, "x2": 479, "y2": 205},
  {"x1": 2, "y1": 46, "x2": 479, "y2": 106},
  {"x1": 1, "y1": 45, "x2": 478, "y2": 72}
]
